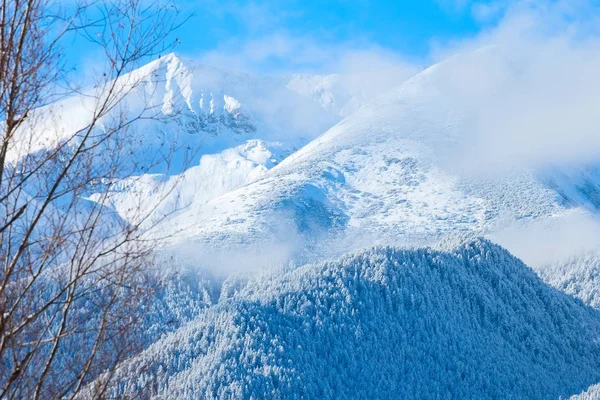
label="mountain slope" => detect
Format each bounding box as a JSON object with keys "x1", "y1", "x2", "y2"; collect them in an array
[
  {"x1": 92, "y1": 239, "x2": 600, "y2": 399},
  {"x1": 8, "y1": 53, "x2": 345, "y2": 231},
  {"x1": 12, "y1": 53, "x2": 340, "y2": 170},
  {"x1": 16, "y1": 50, "x2": 600, "y2": 261},
  {"x1": 160, "y1": 51, "x2": 586, "y2": 250}
]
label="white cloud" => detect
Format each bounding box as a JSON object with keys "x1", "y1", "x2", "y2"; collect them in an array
[
  {"x1": 197, "y1": 32, "x2": 417, "y2": 76},
  {"x1": 471, "y1": 1, "x2": 508, "y2": 22},
  {"x1": 198, "y1": 33, "x2": 332, "y2": 73},
  {"x1": 420, "y1": 1, "x2": 600, "y2": 174},
  {"x1": 436, "y1": 0, "x2": 472, "y2": 14}
]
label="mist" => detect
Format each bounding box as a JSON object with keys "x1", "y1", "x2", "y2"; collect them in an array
[
  {"x1": 427, "y1": 1, "x2": 600, "y2": 174},
  {"x1": 490, "y1": 209, "x2": 600, "y2": 267}
]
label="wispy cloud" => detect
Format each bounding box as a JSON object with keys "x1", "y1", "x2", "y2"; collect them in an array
[
  {"x1": 416, "y1": 0, "x2": 600, "y2": 174},
  {"x1": 471, "y1": 1, "x2": 509, "y2": 22},
  {"x1": 180, "y1": 0, "x2": 424, "y2": 76},
  {"x1": 198, "y1": 32, "x2": 421, "y2": 77},
  {"x1": 435, "y1": 0, "x2": 472, "y2": 14}
]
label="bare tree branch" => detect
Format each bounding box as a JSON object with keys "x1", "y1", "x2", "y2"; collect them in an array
[{"x1": 0, "y1": 0, "x2": 189, "y2": 397}]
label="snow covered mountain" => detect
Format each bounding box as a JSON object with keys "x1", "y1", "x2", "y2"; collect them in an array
[
  {"x1": 151, "y1": 50, "x2": 600, "y2": 264},
  {"x1": 17, "y1": 50, "x2": 600, "y2": 261},
  {"x1": 9, "y1": 53, "x2": 346, "y2": 234},
  {"x1": 13, "y1": 48, "x2": 600, "y2": 399},
  {"x1": 26, "y1": 49, "x2": 596, "y2": 261},
  {"x1": 87, "y1": 239, "x2": 600, "y2": 399},
  {"x1": 15, "y1": 53, "x2": 340, "y2": 168},
  {"x1": 35, "y1": 48, "x2": 600, "y2": 301}
]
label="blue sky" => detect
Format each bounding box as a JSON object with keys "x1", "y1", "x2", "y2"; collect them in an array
[
  {"x1": 177, "y1": 0, "x2": 492, "y2": 57},
  {"x1": 63, "y1": 0, "x2": 600, "y2": 76},
  {"x1": 166, "y1": 0, "x2": 507, "y2": 72},
  {"x1": 64, "y1": 0, "x2": 514, "y2": 75}
]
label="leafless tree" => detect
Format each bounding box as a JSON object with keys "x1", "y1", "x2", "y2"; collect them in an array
[{"x1": 0, "y1": 0, "x2": 190, "y2": 398}]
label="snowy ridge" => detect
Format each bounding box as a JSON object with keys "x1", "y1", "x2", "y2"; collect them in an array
[
  {"x1": 22, "y1": 53, "x2": 339, "y2": 171},
  {"x1": 89, "y1": 139, "x2": 291, "y2": 227},
  {"x1": 89, "y1": 239, "x2": 600, "y2": 399},
  {"x1": 7, "y1": 53, "x2": 345, "y2": 232},
  {"x1": 16, "y1": 49, "x2": 600, "y2": 254},
  {"x1": 159, "y1": 53, "x2": 582, "y2": 247}
]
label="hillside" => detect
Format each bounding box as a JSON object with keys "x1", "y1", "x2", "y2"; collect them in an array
[{"x1": 90, "y1": 239, "x2": 600, "y2": 399}]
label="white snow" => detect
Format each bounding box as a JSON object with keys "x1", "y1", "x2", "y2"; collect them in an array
[{"x1": 155, "y1": 51, "x2": 592, "y2": 255}]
